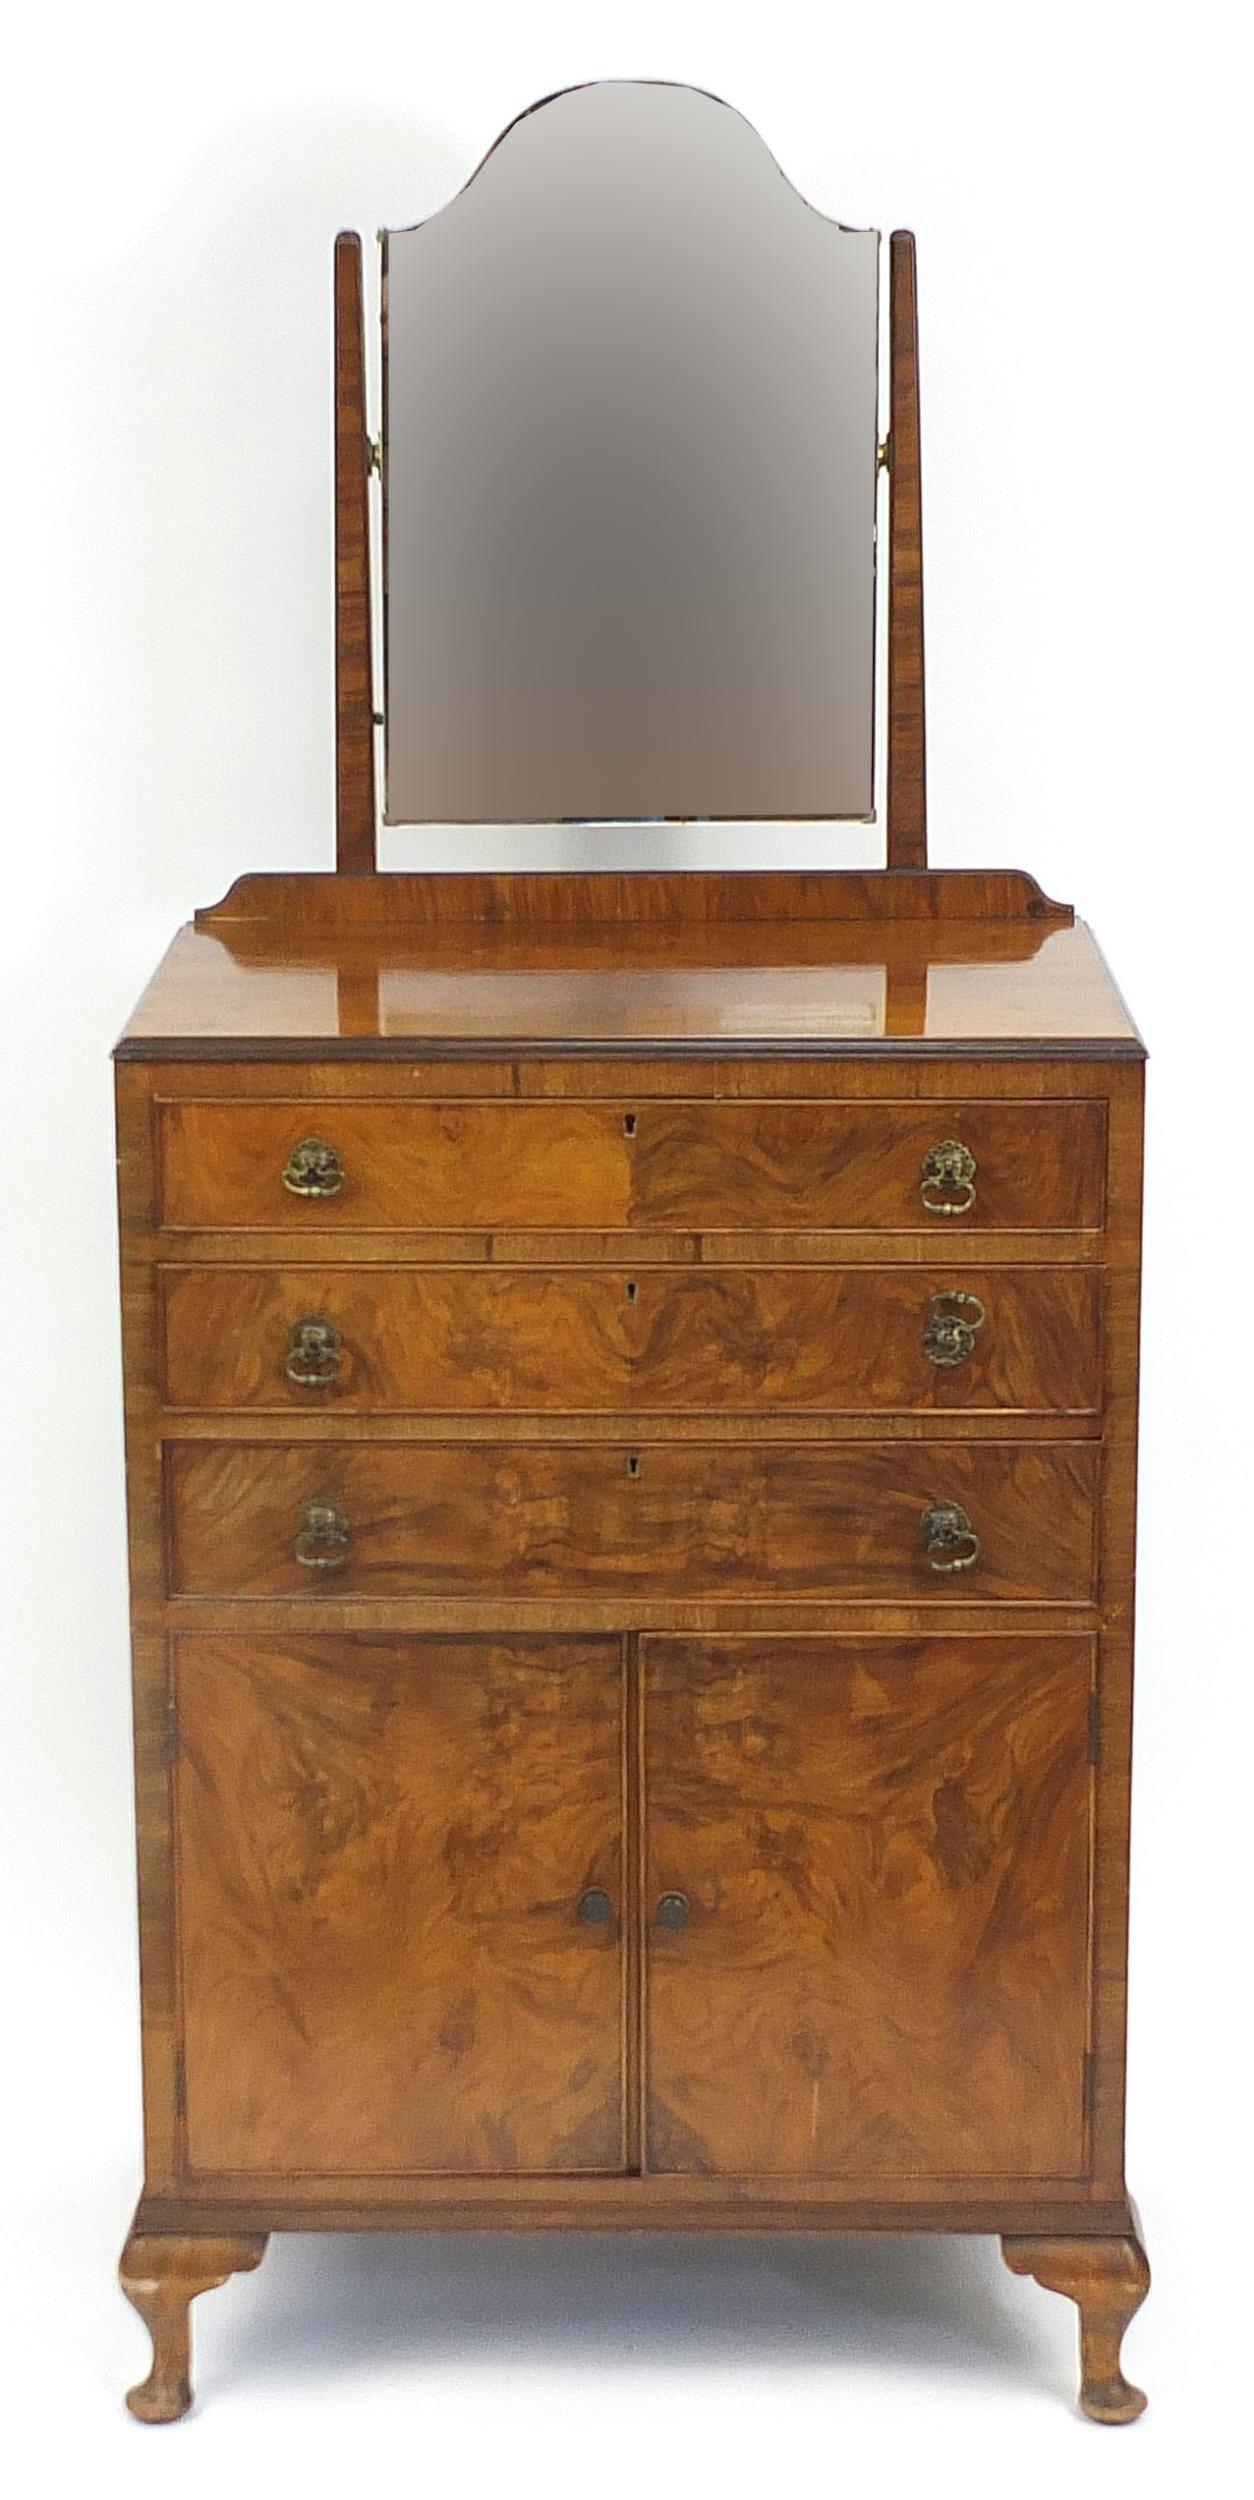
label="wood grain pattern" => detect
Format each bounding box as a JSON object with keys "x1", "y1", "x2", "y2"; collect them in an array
[
  {"x1": 119, "y1": 2226, "x2": 267, "y2": 2421},
  {"x1": 118, "y1": 931, "x2": 1140, "y2": 1060},
  {"x1": 194, "y1": 868, "x2": 1070, "y2": 938},
  {"x1": 123, "y1": 1050, "x2": 1137, "y2": 1113},
  {"x1": 333, "y1": 233, "x2": 377, "y2": 873},
  {"x1": 134, "y1": 2184, "x2": 1140, "y2": 2234},
  {"x1": 629, "y1": 1099, "x2": 1105, "y2": 1230},
  {"x1": 156, "y1": 1097, "x2": 1107, "y2": 1232},
  {"x1": 173, "y1": 1635, "x2": 626, "y2": 2174},
  {"x1": 644, "y1": 1636, "x2": 1093, "y2": 2178},
  {"x1": 1003, "y1": 2218, "x2": 1150, "y2": 2421},
  {"x1": 1086, "y1": 1069, "x2": 1144, "y2": 2193},
  {"x1": 113, "y1": 882, "x2": 1154, "y2": 1069},
  {"x1": 159, "y1": 1261, "x2": 1102, "y2": 1417},
  {"x1": 165, "y1": 1439, "x2": 1099, "y2": 1604},
  {"x1": 137, "y1": 2180, "x2": 1134, "y2": 2240},
  {"x1": 886, "y1": 232, "x2": 926, "y2": 869},
  {"x1": 110, "y1": 111, "x2": 1149, "y2": 2422}
]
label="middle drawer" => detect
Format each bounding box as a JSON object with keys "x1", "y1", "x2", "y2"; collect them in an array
[
  {"x1": 166, "y1": 1439, "x2": 1098, "y2": 1604},
  {"x1": 159, "y1": 1264, "x2": 1101, "y2": 1416}
]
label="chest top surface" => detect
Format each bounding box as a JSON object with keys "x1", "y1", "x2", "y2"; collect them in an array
[{"x1": 115, "y1": 870, "x2": 1142, "y2": 1061}]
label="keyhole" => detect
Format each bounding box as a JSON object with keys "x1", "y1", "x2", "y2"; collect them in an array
[
  {"x1": 626, "y1": 1453, "x2": 641, "y2": 1480},
  {"x1": 623, "y1": 1112, "x2": 637, "y2": 1137},
  {"x1": 625, "y1": 1279, "x2": 638, "y2": 1304}
]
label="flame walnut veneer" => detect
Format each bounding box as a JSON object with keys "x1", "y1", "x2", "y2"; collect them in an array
[
  {"x1": 174, "y1": 1635, "x2": 627, "y2": 2176},
  {"x1": 644, "y1": 1636, "x2": 1094, "y2": 2179},
  {"x1": 160, "y1": 1262, "x2": 1102, "y2": 1417},
  {"x1": 157, "y1": 1096, "x2": 1106, "y2": 1232},
  {"x1": 165, "y1": 1438, "x2": 1100, "y2": 1604},
  {"x1": 113, "y1": 873, "x2": 1149, "y2": 2421}
]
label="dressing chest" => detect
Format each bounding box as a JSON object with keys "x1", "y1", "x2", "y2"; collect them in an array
[{"x1": 115, "y1": 81, "x2": 1149, "y2": 2424}]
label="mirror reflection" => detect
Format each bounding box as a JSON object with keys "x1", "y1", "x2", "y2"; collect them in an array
[{"x1": 384, "y1": 81, "x2": 879, "y2": 825}]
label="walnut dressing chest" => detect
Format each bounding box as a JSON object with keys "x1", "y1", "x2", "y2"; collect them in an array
[{"x1": 114, "y1": 83, "x2": 1150, "y2": 2425}]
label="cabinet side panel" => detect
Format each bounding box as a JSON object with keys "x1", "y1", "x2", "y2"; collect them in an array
[
  {"x1": 1090, "y1": 1065, "x2": 1145, "y2": 2186},
  {"x1": 116, "y1": 1063, "x2": 181, "y2": 2190}
]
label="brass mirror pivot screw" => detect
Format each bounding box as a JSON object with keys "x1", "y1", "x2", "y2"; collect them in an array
[
  {"x1": 656, "y1": 1892, "x2": 691, "y2": 1931},
  {"x1": 282, "y1": 1138, "x2": 345, "y2": 1199},
  {"x1": 920, "y1": 1139, "x2": 977, "y2": 1216}
]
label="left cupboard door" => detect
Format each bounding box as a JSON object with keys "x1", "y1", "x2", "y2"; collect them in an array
[{"x1": 171, "y1": 1635, "x2": 627, "y2": 2177}]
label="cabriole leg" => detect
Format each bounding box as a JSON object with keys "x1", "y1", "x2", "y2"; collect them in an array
[
  {"x1": 119, "y1": 2228, "x2": 268, "y2": 2421},
  {"x1": 1002, "y1": 2217, "x2": 1150, "y2": 2423}
]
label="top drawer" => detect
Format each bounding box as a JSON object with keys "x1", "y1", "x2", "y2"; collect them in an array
[{"x1": 157, "y1": 1098, "x2": 1107, "y2": 1234}]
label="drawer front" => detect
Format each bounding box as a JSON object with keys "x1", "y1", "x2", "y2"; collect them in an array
[
  {"x1": 167, "y1": 1440, "x2": 1098, "y2": 1603},
  {"x1": 161, "y1": 1263, "x2": 1102, "y2": 1415},
  {"x1": 157, "y1": 1098, "x2": 1106, "y2": 1232}
]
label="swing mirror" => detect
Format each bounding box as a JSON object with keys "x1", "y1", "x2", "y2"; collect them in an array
[{"x1": 379, "y1": 80, "x2": 881, "y2": 828}]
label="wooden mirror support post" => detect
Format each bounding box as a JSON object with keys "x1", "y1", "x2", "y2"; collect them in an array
[
  {"x1": 113, "y1": 84, "x2": 1149, "y2": 2425},
  {"x1": 886, "y1": 228, "x2": 926, "y2": 869},
  {"x1": 334, "y1": 229, "x2": 376, "y2": 876}
]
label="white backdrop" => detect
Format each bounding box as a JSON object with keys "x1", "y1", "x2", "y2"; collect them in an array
[{"x1": 1, "y1": 2, "x2": 1250, "y2": 2488}]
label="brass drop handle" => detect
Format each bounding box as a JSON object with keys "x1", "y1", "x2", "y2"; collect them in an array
[
  {"x1": 294, "y1": 1498, "x2": 350, "y2": 1570},
  {"x1": 922, "y1": 1290, "x2": 986, "y2": 1368},
  {"x1": 920, "y1": 1139, "x2": 977, "y2": 1216},
  {"x1": 282, "y1": 1137, "x2": 345, "y2": 1199},
  {"x1": 920, "y1": 1499, "x2": 981, "y2": 1573},
  {"x1": 656, "y1": 1892, "x2": 691, "y2": 1931},
  {"x1": 286, "y1": 1318, "x2": 343, "y2": 1386}
]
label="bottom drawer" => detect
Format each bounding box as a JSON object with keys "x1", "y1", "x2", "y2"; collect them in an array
[{"x1": 166, "y1": 1439, "x2": 1098, "y2": 1603}]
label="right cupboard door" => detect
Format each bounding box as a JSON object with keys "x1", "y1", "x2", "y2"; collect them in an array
[{"x1": 643, "y1": 1636, "x2": 1094, "y2": 2181}]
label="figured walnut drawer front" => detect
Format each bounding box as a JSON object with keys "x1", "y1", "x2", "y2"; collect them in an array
[
  {"x1": 160, "y1": 1263, "x2": 1102, "y2": 1415},
  {"x1": 166, "y1": 1440, "x2": 1098, "y2": 1604},
  {"x1": 157, "y1": 1098, "x2": 1107, "y2": 1232}
]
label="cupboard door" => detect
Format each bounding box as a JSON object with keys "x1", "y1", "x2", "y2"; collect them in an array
[
  {"x1": 174, "y1": 1635, "x2": 626, "y2": 2176},
  {"x1": 644, "y1": 1637, "x2": 1093, "y2": 2180}
]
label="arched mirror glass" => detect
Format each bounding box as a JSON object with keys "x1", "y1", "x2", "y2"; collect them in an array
[{"x1": 382, "y1": 80, "x2": 879, "y2": 827}]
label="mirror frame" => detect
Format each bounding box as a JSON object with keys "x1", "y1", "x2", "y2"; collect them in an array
[{"x1": 331, "y1": 93, "x2": 926, "y2": 875}]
